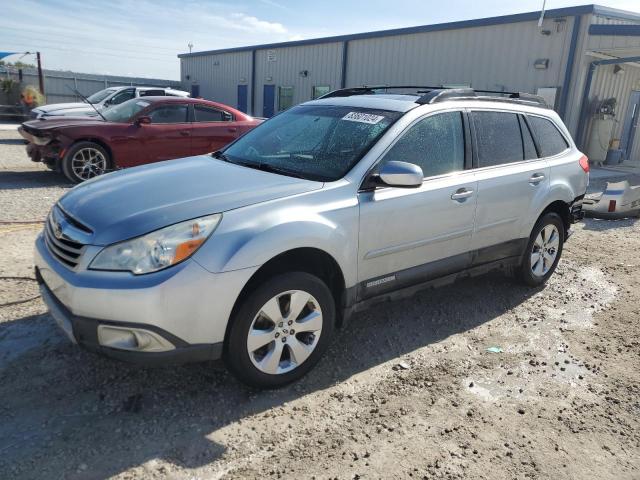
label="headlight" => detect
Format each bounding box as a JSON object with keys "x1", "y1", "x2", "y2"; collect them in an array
[
  {"x1": 90, "y1": 214, "x2": 221, "y2": 274},
  {"x1": 32, "y1": 135, "x2": 52, "y2": 146}
]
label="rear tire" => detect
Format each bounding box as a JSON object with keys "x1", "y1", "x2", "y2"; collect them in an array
[
  {"x1": 224, "y1": 272, "x2": 335, "y2": 389},
  {"x1": 62, "y1": 141, "x2": 111, "y2": 183},
  {"x1": 519, "y1": 212, "x2": 564, "y2": 287}
]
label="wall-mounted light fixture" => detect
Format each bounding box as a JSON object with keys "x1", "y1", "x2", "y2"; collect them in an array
[
  {"x1": 613, "y1": 65, "x2": 625, "y2": 75},
  {"x1": 534, "y1": 58, "x2": 550, "y2": 70},
  {"x1": 299, "y1": 70, "x2": 309, "y2": 77},
  {"x1": 266, "y1": 76, "x2": 273, "y2": 82}
]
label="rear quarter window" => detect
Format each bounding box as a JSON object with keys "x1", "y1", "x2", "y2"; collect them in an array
[{"x1": 527, "y1": 116, "x2": 569, "y2": 157}]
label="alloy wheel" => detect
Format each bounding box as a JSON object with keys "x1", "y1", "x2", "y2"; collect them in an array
[
  {"x1": 246, "y1": 290, "x2": 323, "y2": 375},
  {"x1": 530, "y1": 224, "x2": 560, "y2": 277},
  {"x1": 71, "y1": 147, "x2": 107, "y2": 180}
]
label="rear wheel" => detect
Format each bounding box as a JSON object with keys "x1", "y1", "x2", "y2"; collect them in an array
[
  {"x1": 519, "y1": 212, "x2": 564, "y2": 286},
  {"x1": 62, "y1": 141, "x2": 111, "y2": 183},
  {"x1": 225, "y1": 272, "x2": 335, "y2": 388}
]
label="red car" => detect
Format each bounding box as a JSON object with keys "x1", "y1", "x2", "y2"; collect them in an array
[{"x1": 19, "y1": 97, "x2": 262, "y2": 183}]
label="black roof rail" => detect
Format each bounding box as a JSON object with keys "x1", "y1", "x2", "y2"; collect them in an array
[
  {"x1": 318, "y1": 85, "x2": 443, "y2": 99},
  {"x1": 318, "y1": 85, "x2": 549, "y2": 108}
]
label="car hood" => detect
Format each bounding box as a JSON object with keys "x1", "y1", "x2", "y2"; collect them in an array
[
  {"x1": 33, "y1": 103, "x2": 99, "y2": 114},
  {"x1": 58, "y1": 155, "x2": 324, "y2": 245},
  {"x1": 22, "y1": 117, "x2": 107, "y2": 132}
]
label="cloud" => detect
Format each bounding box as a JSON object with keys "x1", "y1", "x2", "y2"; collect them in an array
[{"x1": 228, "y1": 12, "x2": 287, "y2": 34}]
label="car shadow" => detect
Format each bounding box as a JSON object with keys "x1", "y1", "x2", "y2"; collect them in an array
[
  {"x1": 0, "y1": 272, "x2": 539, "y2": 479},
  {"x1": 0, "y1": 170, "x2": 72, "y2": 190},
  {"x1": 0, "y1": 139, "x2": 27, "y2": 145},
  {"x1": 581, "y1": 216, "x2": 638, "y2": 232}
]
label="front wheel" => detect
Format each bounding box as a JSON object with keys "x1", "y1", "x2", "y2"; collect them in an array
[
  {"x1": 61, "y1": 141, "x2": 111, "y2": 183},
  {"x1": 519, "y1": 212, "x2": 564, "y2": 286},
  {"x1": 225, "y1": 272, "x2": 335, "y2": 388}
]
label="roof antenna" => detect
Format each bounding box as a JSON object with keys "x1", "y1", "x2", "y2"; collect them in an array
[{"x1": 538, "y1": 0, "x2": 547, "y2": 27}]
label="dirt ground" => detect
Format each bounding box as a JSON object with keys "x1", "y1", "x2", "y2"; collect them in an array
[{"x1": 0, "y1": 129, "x2": 639, "y2": 480}]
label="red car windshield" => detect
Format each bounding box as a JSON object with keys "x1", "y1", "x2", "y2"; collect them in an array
[{"x1": 102, "y1": 99, "x2": 151, "y2": 123}]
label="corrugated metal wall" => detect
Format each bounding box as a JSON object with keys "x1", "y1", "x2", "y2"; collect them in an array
[
  {"x1": 346, "y1": 18, "x2": 572, "y2": 94},
  {"x1": 588, "y1": 63, "x2": 640, "y2": 161},
  {"x1": 253, "y1": 42, "x2": 343, "y2": 116},
  {"x1": 180, "y1": 51, "x2": 252, "y2": 111},
  {"x1": 0, "y1": 68, "x2": 180, "y2": 104}
]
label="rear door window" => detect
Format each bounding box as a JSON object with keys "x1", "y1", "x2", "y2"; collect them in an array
[
  {"x1": 382, "y1": 111, "x2": 465, "y2": 178},
  {"x1": 527, "y1": 116, "x2": 569, "y2": 157},
  {"x1": 471, "y1": 111, "x2": 523, "y2": 167},
  {"x1": 194, "y1": 105, "x2": 230, "y2": 122}
]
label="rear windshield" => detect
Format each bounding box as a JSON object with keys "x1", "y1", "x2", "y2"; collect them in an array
[{"x1": 222, "y1": 105, "x2": 402, "y2": 181}]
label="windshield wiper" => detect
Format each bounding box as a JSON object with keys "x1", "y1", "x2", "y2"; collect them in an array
[
  {"x1": 211, "y1": 151, "x2": 231, "y2": 162},
  {"x1": 246, "y1": 162, "x2": 307, "y2": 179}
]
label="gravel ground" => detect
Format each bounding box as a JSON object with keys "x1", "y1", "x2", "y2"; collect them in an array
[{"x1": 0, "y1": 130, "x2": 639, "y2": 479}]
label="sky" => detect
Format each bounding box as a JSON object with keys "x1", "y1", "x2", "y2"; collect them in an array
[{"x1": 1, "y1": 0, "x2": 639, "y2": 80}]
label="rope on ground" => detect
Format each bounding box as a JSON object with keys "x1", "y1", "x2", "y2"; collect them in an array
[{"x1": 0, "y1": 276, "x2": 40, "y2": 308}]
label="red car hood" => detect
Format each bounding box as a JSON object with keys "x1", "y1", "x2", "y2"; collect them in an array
[{"x1": 21, "y1": 117, "x2": 108, "y2": 132}]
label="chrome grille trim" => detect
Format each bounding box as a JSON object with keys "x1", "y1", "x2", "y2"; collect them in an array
[{"x1": 44, "y1": 207, "x2": 88, "y2": 269}]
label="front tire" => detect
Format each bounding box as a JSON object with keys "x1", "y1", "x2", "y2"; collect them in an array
[
  {"x1": 62, "y1": 141, "x2": 111, "y2": 183},
  {"x1": 225, "y1": 272, "x2": 335, "y2": 388},
  {"x1": 519, "y1": 212, "x2": 564, "y2": 286}
]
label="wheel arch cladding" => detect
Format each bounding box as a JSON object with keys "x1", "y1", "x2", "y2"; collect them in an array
[
  {"x1": 539, "y1": 200, "x2": 571, "y2": 239},
  {"x1": 226, "y1": 247, "x2": 347, "y2": 343}
]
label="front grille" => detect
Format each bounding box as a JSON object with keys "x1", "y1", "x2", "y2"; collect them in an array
[{"x1": 44, "y1": 211, "x2": 86, "y2": 269}]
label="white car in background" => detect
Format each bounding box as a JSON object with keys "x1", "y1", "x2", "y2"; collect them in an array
[{"x1": 30, "y1": 86, "x2": 190, "y2": 119}]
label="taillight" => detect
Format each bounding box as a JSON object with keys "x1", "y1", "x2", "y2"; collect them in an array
[
  {"x1": 579, "y1": 155, "x2": 590, "y2": 173},
  {"x1": 608, "y1": 200, "x2": 616, "y2": 212}
]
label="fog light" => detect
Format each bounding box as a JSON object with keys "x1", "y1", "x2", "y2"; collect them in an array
[{"x1": 97, "y1": 325, "x2": 175, "y2": 352}]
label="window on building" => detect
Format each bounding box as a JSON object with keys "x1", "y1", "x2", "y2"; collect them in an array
[
  {"x1": 148, "y1": 104, "x2": 189, "y2": 123},
  {"x1": 194, "y1": 105, "x2": 231, "y2": 122},
  {"x1": 527, "y1": 115, "x2": 569, "y2": 158},
  {"x1": 472, "y1": 111, "x2": 524, "y2": 167},
  {"x1": 278, "y1": 86, "x2": 294, "y2": 111},
  {"x1": 382, "y1": 111, "x2": 465, "y2": 178},
  {"x1": 312, "y1": 86, "x2": 331, "y2": 99}
]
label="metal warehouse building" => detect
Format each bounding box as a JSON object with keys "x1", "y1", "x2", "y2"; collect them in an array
[{"x1": 179, "y1": 4, "x2": 640, "y2": 163}]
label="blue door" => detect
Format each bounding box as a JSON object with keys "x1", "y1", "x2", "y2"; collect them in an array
[
  {"x1": 263, "y1": 84, "x2": 275, "y2": 118},
  {"x1": 190, "y1": 83, "x2": 200, "y2": 98},
  {"x1": 237, "y1": 85, "x2": 248, "y2": 113},
  {"x1": 620, "y1": 90, "x2": 640, "y2": 160}
]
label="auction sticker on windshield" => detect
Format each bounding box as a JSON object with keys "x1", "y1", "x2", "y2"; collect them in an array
[
  {"x1": 136, "y1": 101, "x2": 150, "y2": 107},
  {"x1": 342, "y1": 112, "x2": 385, "y2": 124}
]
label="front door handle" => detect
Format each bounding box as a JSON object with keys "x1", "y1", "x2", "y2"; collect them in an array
[
  {"x1": 179, "y1": 130, "x2": 190, "y2": 137},
  {"x1": 529, "y1": 173, "x2": 545, "y2": 184},
  {"x1": 451, "y1": 188, "x2": 474, "y2": 201},
  {"x1": 228, "y1": 127, "x2": 238, "y2": 133}
]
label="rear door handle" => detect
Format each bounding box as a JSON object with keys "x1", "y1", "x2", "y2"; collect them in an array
[
  {"x1": 451, "y1": 188, "x2": 474, "y2": 201},
  {"x1": 228, "y1": 127, "x2": 238, "y2": 133},
  {"x1": 179, "y1": 131, "x2": 190, "y2": 137},
  {"x1": 529, "y1": 173, "x2": 545, "y2": 184}
]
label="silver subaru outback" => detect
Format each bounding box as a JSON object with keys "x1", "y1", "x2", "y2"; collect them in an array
[{"x1": 35, "y1": 87, "x2": 589, "y2": 388}]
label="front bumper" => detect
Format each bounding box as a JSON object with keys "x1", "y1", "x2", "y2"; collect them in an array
[
  {"x1": 37, "y1": 275, "x2": 221, "y2": 365},
  {"x1": 34, "y1": 233, "x2": 258, "y2": 365}
]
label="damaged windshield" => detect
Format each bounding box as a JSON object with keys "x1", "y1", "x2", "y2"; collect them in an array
[{"x1": 222, "y1": 105, "x2": 401, "y2": 181}]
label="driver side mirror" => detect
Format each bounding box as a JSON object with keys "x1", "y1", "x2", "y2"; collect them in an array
[
  {"x1": 136, "y1": 116, "x2": 152, "y2": 126},
  {"x1": 377, "y1": 161, "x2": 423, "y2": 188}
]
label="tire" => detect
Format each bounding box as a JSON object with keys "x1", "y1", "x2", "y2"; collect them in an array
[
  {"x1": 62, "y1": 141, "x2": 111, "y2": 183},
  {"x1": 519, "y1": 212, "x2": 564, "y2": 287},
  {"x1": 225, "y1": 272, "x2": 335, "y2": 388}
]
